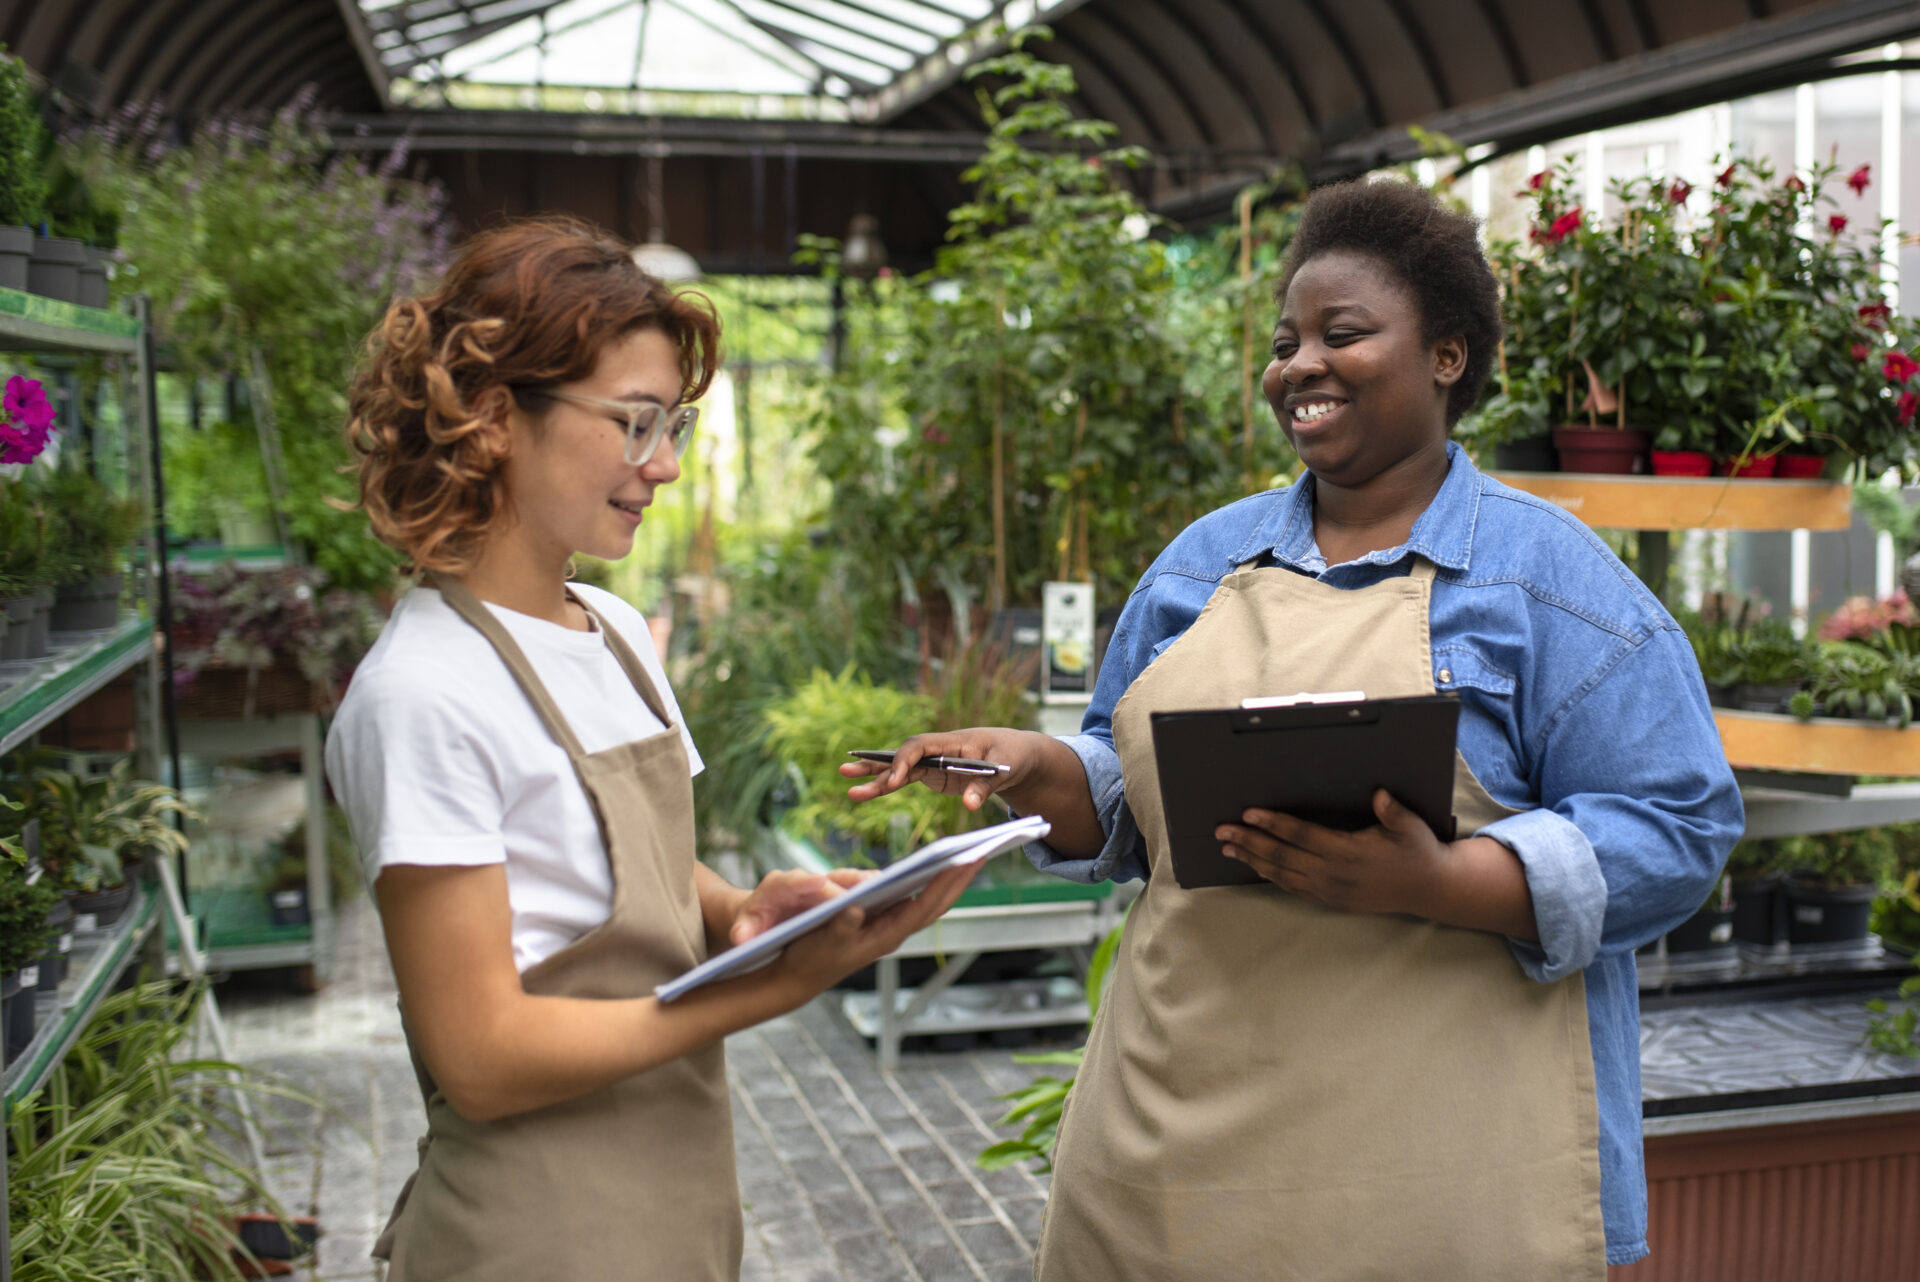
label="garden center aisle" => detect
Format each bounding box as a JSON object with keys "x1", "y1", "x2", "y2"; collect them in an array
[{"x1": 218, "y1": 893, "x2": 1055, "y2": 1281}]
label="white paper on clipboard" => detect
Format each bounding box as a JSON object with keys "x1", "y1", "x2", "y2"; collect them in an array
[{"x1": 655, "y1": 814, "x2": 1051, "y2": 1003}]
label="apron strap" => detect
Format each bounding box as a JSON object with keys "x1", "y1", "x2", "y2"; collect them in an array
[
  {"x1": 574, "y1": 595, "x2": 675, "y2": 728},
  {"x1": 1407, "y1": 555, "x2": 1439, "y2": 583},
  {"x1": 426, "y1": 571, "x2": 590, "y2": 760}
]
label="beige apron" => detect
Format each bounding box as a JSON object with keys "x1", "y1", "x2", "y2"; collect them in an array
[
  {"x1": 374, "y1": 574, "x2": 741, "y2": 1282},
  {"x1": 1035, "y1": 556, "x2": 1606, "y2": 1281}
]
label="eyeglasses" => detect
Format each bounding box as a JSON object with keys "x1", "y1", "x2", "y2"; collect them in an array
[{"x1": 533, "y1": 388, "x2": 699, "y2": 467}]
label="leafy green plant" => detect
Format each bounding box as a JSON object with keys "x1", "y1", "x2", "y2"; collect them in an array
[
  {"x1": 4, "y1": 752, "x2": 193, "y2": 894},
  {"x1": 0, "y1": 845, "x2": 61, "y2": 974},
  {"x1": 1866, "y1": 973, "x2": 1920, "y2": 1058},
  {"x1": 1807, "y1": 642, "x2": 1914, "y2": 726},
  {"x1": 761, "y1": 665, "x2": 967, "y2": 858},
  {"x1": 1776, "y1": 827, "x2": 1899, "y2": 889},
  {"x1": 1723, "y1": 837, "x2": 1783, "y2": 879},
  {"x1": 29, "y1": 457, "x2": 146, "y2": 586},
  {"x1": 168, "y1": 562, "x2": 381, "y2": 707},
  {"x1": 0, "y1": 48, "x2": 47, "y2": 229},
  {"x1": 1726, "y1": 620, "x2": 1814, "y2": 690},
  {"x1": 8, "y1": 981, "x2": 326, "y2": 1281},
  {"x1": 978, "y1": 907, "x2": 1129, "y2": 1173},
  {"x1": 0, "y1": 476, "x2": 55, "y2": 597}
]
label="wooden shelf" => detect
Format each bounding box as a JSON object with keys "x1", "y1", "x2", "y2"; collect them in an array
[
  {"x1": 1716, "y1": 709, "x2": 1920, "y2": 777},
  {"x1": 1490, "y1": 472, "x2": 1852, "y2": 531}
]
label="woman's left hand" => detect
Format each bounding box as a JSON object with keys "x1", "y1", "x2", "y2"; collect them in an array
[
  {"x1": 1216, "y1": 789, "x2": 1446, "y2": 916},
  {"x1": 729, "y1": 867, "x2": 876, "y2": 945}
]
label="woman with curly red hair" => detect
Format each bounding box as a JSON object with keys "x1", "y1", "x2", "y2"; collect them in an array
[{"x1": 325, "y1": 216, "x2": 980, "y2": 1281}]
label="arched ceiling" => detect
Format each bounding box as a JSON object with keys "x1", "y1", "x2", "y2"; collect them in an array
[{"x1": 2, "y1": 0, "x2": 1917, "y2": 262}]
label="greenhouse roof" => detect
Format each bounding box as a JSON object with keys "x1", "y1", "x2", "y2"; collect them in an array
[{"x1": 358, "y1": 0, "x2": 1064, "y2": 121}]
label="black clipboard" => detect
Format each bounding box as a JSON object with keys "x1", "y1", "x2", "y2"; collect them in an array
[{"x1": 1150, "y1": 693, "x2": 1460, "y2": 889}]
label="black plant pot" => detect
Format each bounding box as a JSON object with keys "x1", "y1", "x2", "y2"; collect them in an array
[
  {"x1": 268, "y1": 887, "x2": 311, "y2": 928},
  {"x1": 0, "y1": 595, "x2": 32, "y2": 662},
  {"x1": 1784, "y1": 877, "x2": 1879, "y2": 946},
  {"x1": 27, "y1": 234, "x2": 85, "y2": 302},
  {"x1": 68, "y1": 880, "x2": 132, "y2": 929},
  {"x1": 1492, "y1": 433, "x2": 1559, "y2": 472},
  {"x1": 233, "y1": 1213, "x2": 320, "y2": 1260},
  {"x1": 27, "y1": 589, "x2": 52, "y2": 658},
  {"x1": 0, "y1": 224, "x2": 32, "y2": 291},
  {"x1": 50, "y1": 572, "x2": 122, "y2": 632},
  {"x1": 77, "y1": 245, "x2": 110, "y2": 309},
  {"x1": 1667, "y1": 876, "x2": 1736, "y2": 952},
  {"x1": 1734, "y1": 682, "x2": 1800, "y2": 714},
  {"x1": 33, "y1": 897, "x2": 74, "y2": 991},
  {"x1": 1730, "y1": 873, "x2": 1787, "y2": 946},
  {"x1": 3, "y1": 967, "x2": 37, "y2": 1062}
]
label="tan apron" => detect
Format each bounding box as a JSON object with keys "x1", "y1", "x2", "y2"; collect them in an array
[
  {"x1": 1036, "y1": 556, "x2": 1606, "y2": 1281},
  {"x1": 374, "y1": 574, "x2": 741, "y2": 1282}
]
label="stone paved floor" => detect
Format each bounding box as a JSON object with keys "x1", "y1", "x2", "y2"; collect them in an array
[{"x1": 217, "y1": 894, "x2": 1063, "y2": 1281}]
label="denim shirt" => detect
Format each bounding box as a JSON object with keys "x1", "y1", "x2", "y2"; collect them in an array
[{"x1": 1030, "y1": 441, "x2": 1743, "y2": 1266}]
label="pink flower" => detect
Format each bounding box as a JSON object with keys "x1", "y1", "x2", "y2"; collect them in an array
[
  {"x1": 1667, "y1": 180, "x2": 1692, "y2": 205},
  {"x1": 922, "y1": 423, "x2": 948, "y2": 445},
  {"x1": 1847, "y1": 164, "x2": 1871, "y2": 197},
  {"x1": 1902, "y1": 391, "x2": 1920, "y2": 426},
  {"x1": 1784, "y1": 174, "x2": 1806, "y2": 193},
  {"x1": 1528, "y1": 171, "x2": 1548, "y2": 191},
  {"x1": 1716, "y1": 164, "x2": 1737, "y2": 189},
  {"x1": 1860, "y1": 301, "x2": 1893, "y2": 330},
  {"x1": 1828, "y1": 214, "x2": 1848, "y2": 236},
  {"x1": 1852, "y1": 343, "x2": 1871, "y2": 362},
  {"x1": 0, "y1": 375, "x2": 55, "y2": 465},
  {"x1": 1885, "y1": 351, "x2": 1920, "y2": 384}
]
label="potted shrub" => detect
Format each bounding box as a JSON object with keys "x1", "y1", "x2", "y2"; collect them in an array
[
  {"x1": 1725, "y1": 619, "x2": 1814, "y2": 712},
  {"x1": 1667, "y1": 872, "x2": 1737, "y2": 953},
  {"x1": 1776, "y1": 827, "x2": 1898, "y2": 946},
  {"x1": 36, "y1": 454, "x2": 145, "y2": 632},
  {"x1": 169, "y1": 562, "x2": 381, "y2": 719},
  {"x1": 1799, "y1": 641, "x2": 1913, "y2": 726},
  {"x1": 1725, "y1": 837, "x2": 1790, "y2": 948},
  {"x1": 10, "y1": 753, "x2": 193, "y2": 927},
  {"x1": 0, "y1": 834, "x2": 61, "y2": 1061},
  {"x1": 0, "y1": 49, "x2": 46, "y2": 293}
]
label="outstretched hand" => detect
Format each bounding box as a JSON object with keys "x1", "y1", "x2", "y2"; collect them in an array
[
  {"x1": 1213, "y1": 789, "x2": 1448, "y2": 916},
  {"x1": 838, "y1": 728, "x2": 1044, "y2": 813}
]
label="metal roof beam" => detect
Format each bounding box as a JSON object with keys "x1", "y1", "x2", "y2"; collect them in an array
[{"x1": 742, "y1": 0, "x2": 925, "y2": 62}]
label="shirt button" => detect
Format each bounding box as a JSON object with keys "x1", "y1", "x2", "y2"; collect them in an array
[{"x1": 1437, "y1": 668, "x2": 1453, "y2": 684}]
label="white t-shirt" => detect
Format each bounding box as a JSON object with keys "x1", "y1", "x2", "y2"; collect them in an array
[{"x1": 324, "y1": 582, "x2": 702, "y2": 973}]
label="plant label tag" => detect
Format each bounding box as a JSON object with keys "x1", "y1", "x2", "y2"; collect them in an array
[
  {"x1": 74, "y1": 913, "x2": 97, "y2": 933},
  {"x1": 18, "y1": 965, "x2": 37, "y2": 988}
]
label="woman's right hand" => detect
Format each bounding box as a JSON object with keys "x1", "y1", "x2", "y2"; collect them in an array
[
  {"x1": 775, "y1": 861, "x2": 985, "y2": 993},
  {"x1": 838, "y1": 727, "x2": 1051, "y2": 813}
]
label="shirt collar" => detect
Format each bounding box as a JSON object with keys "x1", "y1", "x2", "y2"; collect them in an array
[{"x1": 1229, "y1": 440, "x2": 1481, "y2": 573}]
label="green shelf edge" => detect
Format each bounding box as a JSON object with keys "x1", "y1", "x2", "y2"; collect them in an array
[
  {"x1": 167, "y1": 885, "x2": 313, "y2": 952},
  {"x1": 4, "y1": 884, "x2": 161, "y2": 1117},
  {"x1": 0, "y1": 284, "x2": 139, "y2": 350},
  {"x1": 767, "y1": 822, "x2": 1114, "y2": 907},
  {"x1": 0, "y1": 616, "x2": 153, "y2": 756}
]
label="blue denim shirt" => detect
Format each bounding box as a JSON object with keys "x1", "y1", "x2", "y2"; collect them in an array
[{"x1": 1030, "y1": 441, "x2": 1743, "y2": 1266}]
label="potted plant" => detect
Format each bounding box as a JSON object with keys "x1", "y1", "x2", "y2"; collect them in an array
[
  {"x1": 1725, "y1": 837, "x2": 1789, "y2": 948},
  {"x1": 1666, "y1": 872, "x2": 1737, "y2": 953},
  {"x1": 169, "y1": 562, "x2": 381, "y2": 718},
  {"x1": 1776, "y1": 827, "x2": 1898, "y2": 946},
  {"x1": 1799, "y1": 641, "x2": 1914, "y2": 726},
  {"x1": 0, "y1": 49, "x2": 46, "y2": 293},
  {"x1": 10, "y1": 752, "x2": 193, "y2": 926},
  {"x1": 1724, "y1": 619, "x2": 1813, "y2": 712},
  {"x1": 262, "y1": 854, "x2": 312, "y2": 928},
  {"x1": 35, "y1": 453, "x2": 145, "y2": 632},
  {"x1": 0, "y1": 830, "x2": 61, "y2": 1061}
]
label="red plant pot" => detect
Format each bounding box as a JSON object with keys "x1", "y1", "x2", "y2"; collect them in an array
[
  {"x1": 1551, "y1": 425, "x2": 1650, "y2": 475},
  {"x1": 1649, "y1": 449, "x2": 1713, "y2": 477},
  {"x1": 1718, "y1": 455, "x2": 1779, "y2": 478},
  {"x1": 1774, "y1": 453, "x2": 1826, "y2": 479}
]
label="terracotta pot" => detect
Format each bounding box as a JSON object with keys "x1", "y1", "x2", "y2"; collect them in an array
[
  {"x1": 1649, "y1": 449, "x2": 1713, "y2": 477},
  {"x1": 1774, "y1": 453, "x2": 1826, "y2": 479},
  {"x1": 1718, "y1": 454, "x2": 1778, "y2": 478},
  {"x1": 1550, "y1": 424, "x2": 1649, "y2": 475}
]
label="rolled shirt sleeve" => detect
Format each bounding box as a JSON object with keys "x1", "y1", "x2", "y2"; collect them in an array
[
  {"x1": 1020, "y1": 731, "x2": 1151, "y2": 884},
  {"x1": 1483, "y1": 626, "x2": 1744, "y2": 983}
]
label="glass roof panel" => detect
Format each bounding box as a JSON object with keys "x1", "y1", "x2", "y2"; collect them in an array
[{"x1": 365, "y1": 0, "x2": 1025, "y2": 113}]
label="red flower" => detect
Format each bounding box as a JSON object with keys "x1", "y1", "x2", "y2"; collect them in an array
[
  {"x1": 1852, "y1": 343, "x2": 1871, "y2": 362},
  {"x1": 1784, "y1": 174, "x2": 1806, "y2": 193},
  {"x1": 1901, "y1": 391, "x2": 1919, "y2": 426},
  {"x1": 1716, "y1": 164, "x2": 1737, "y2": 188},
  {"x1": 1539, "y1": 208, "x2": 1582, "y2": 244},
  {"x1": 1860, "y1": 300, "x2": 1893, "y2": 330},
  {"x1": 1667, "y1": 180, "x2": 1692, "y2": 205},
  {"x1": 1828, "y1": 213, "x2": 1848, "y2": 236},
  {"x1": 922, "y1": 423, "x2": 949, "y2": 444},
  {"x1": 1847, "y1": 164, "x2": 1871, "y2": 197},
  {"x1": 1885, "y1": 351, "x2": 1920, "y2": 384},
  {"x1": 1528, "y1": 171, "x2": 1548, "y2": 191}
]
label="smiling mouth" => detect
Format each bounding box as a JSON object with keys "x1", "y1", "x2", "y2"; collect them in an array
[
  {"x1": 609, "y1": 498, "x2": 647, "y2": 516},
  {"x1": 1291, "y1": 400, "x2": 1344, "y2": 425}
]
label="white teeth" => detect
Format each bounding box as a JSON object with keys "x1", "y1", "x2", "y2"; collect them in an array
[
  {"x1": 610, "y1": 500, "x2": 644, "y2": 514},
  {"x1": 1292, "y1": 401, "x2": 1340, "y2": 423}
]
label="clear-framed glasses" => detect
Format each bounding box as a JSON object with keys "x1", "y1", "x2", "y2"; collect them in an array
[{"x1": 536, "y1": 388, "x2": 699, "y2": 467}]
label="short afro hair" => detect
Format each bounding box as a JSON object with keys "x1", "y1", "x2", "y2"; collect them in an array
[{"x1": 1276, "y1": 179, "x2": 1500, "y2": 427}]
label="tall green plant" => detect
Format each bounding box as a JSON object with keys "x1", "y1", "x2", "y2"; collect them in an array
[
  {"x1": 0, "y1": 48, "x2": 47, "y2": 228},
  {"x1": 8, "y1": 982, "x2": 324, "y2": 1282}
]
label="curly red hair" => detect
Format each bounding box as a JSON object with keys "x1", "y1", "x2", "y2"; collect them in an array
[{"x1": 344, "y1": 215, "x2": 722, "y2": 575}]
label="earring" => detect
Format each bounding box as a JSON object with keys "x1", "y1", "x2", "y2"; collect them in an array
[{"x1": 564, "y1": 556, "x2": 578, "y2": 581}]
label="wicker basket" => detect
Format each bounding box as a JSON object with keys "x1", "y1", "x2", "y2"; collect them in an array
[{"x1": 175, "y1": 663, "x2": 325, "y2": 721}]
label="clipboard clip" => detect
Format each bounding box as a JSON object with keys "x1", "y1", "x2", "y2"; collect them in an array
[{"x1": 1239, "y1": 690, "x2": 1367, "y2": 709}]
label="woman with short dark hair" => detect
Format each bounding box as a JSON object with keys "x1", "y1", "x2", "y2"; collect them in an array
[
  {"x1": 849, "y1": 179, "x2": 1742, "y2": 1278},
  {"x1": 329, "y1": 216, "x2": 982, "y2": 1281}
]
